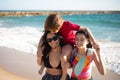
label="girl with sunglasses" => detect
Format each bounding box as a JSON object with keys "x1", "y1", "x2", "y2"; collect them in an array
[
  {"x1": 37, "y1": 30, "x2": 70, "y2": 80},
  {"x1": 37, "y1": 13, "x2": 100, "y2": 76}
]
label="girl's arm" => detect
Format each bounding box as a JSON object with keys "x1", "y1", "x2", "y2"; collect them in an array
[
  {"x1": 37, "y1": 36, "x2": 43, "y2": 66},
  {"x1": 93, "y1": 48, "x2": 106, "y2": 75},
  {"x1": 38, "y1": 63, "x2": 45, "y2": 75}
]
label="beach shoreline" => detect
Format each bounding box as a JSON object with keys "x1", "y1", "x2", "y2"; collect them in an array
[
  {"x1": 0, "y1": 11, "x2": 120, "y2": 16},
  {"x1": 0, "y1": 46, "x2": 120, "y2": 80}
]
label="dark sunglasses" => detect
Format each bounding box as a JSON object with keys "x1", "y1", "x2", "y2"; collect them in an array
[{"x1": 46, "y1": 36, "x2": 59, "y2": 43}]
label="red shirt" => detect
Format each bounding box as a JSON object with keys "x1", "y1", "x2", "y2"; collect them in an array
[{"x1": 59, "y1": 21, "x2": 80, "y2": 45}]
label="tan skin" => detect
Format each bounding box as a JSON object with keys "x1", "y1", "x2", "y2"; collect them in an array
[
  {"x1": 37, "y1": 33, "x2": 67, "y2": 80},
  {"x1": 46, "y1": 33, "x2": 61, "y2": 75},
  {"x1": 37, "y1": 24, "x2": 100, "y2": 75},
  {"x1": 37, "y1": 15, "x2": 100, "y2": 78},
  {"x1": 49, "y1": 26, "x2": 100, "y2": 69},
  {"x1": 75, "y1": 33, "x2": 106, "y2": 76},
  {"x1": 48, "y1": 20, "x2": 99, "y2": 60}
]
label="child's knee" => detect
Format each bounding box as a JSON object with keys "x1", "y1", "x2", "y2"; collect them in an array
[{"x1": 60, "y1": 55, "x2": 67, "y2": 62}]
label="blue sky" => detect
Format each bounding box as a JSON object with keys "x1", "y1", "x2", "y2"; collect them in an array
[{"x1": 0, "y1": 0, "x2": 120, "y2": 10}]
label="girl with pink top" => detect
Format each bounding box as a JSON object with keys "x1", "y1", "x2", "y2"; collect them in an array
[{"x1": 71, "y1": 30, "x2": 106, "y2": 80}]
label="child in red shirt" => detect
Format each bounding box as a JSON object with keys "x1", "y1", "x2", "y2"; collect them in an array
[{"x1": 37, "y1": 13, "x2": 99, "y2": 76}]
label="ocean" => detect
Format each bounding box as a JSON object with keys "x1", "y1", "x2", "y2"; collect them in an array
[{"x1": 0, "y1": 13, "x2": 120, "y2": 75}]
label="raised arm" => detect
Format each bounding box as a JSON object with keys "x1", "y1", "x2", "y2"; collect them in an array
[{"x1": 93, "y1": 48, "x2": 106, "y2": 75}]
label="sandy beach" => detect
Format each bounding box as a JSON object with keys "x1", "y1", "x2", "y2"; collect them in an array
[{"x1": 0, "y1": 47, "x2": 120, "y2": 80}]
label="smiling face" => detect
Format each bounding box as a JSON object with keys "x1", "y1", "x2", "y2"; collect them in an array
[
  {"x1": 46, "y1": 33, "x2": 60, "y2": 49},
  {"x1": 75, "y1": 33, "x2": 88, "y2": 48}
]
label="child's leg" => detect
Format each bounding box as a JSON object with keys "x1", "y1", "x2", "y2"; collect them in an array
[
  {"x1": 62, "y1": 44, "x2": 73, "y2": 68},
  {"x1": 60, "y1": 45, "x2": 72, "y2": 80}
]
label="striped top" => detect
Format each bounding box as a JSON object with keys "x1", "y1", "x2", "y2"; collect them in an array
[{"x1": 71, "y1": 48, "x2": 93, "y2": 79}]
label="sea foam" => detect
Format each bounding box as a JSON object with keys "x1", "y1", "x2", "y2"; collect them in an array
[
  {"x1": 0, "y1": 27, "x2": 120, "y2": 75},
  {"x1": 0, "y1": 27, "x2": 43, "y2": 54}
]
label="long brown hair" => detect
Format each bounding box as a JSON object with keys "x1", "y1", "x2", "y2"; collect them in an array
[{"x1": 41, "y1": 30, "x2": 63, "y2": 61}]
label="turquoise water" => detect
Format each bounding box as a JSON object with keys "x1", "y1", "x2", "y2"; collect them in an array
[
  {"x1": 0, "y1": 15, "x2": 46, "y2": 29},
  {"x1": 63, "y1": 14, "x2": 120, "y2": 42},
  {"x1": 0, "y1": 13, "x2": 120, "y2": 42},
  {"x1": 0, "y1": 13, "x2": 120, "y2": 74}
]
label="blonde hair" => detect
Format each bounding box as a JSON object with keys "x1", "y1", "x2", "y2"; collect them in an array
[{"x1": 44, "y1": 13, "x2": 64, "y2": 32}]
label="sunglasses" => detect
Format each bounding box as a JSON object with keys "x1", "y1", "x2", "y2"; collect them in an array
[{"x1": 46, "y1": 36, "x2": 59, "y2": 43}]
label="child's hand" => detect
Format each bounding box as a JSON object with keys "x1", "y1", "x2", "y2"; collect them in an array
[
  {"x1": 93, "y1": 42, "x2": 100, "y2": 51},
  {"x1": 93, "y1": 42, "x2": 101, "y2": 56},
  {"x1": 38, "y1": 66, "x2": 44, "y2": 75}
]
